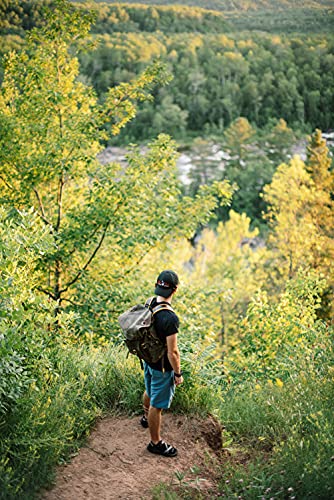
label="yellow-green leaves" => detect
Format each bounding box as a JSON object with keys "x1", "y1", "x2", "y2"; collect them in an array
[
  {"x1": 263, "y1": 130, "x2": 334, "y2": 317},
  {"x1": 0, "y1": 1, "x2": 181, "y2": 313},
  {"x1": 105, "y1": 61, "x2": 172, "y2": 136}
]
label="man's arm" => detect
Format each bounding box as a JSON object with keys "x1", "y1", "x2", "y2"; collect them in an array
[{"x1": 166, "y1": 334, "x2": 183, "y2": 386}]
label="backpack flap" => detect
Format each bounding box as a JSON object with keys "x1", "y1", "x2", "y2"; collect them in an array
[{"x1": 118, "y1": 302, "x2": 167, "y2": 363}]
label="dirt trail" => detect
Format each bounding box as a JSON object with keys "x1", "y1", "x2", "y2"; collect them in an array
[{"x1": 42, "y1": 413, "x2": 224, "y2": 499}]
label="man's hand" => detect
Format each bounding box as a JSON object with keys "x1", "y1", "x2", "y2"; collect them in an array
[{"x1": 174, "y1": 374, "x2": 183, "y2": 386}]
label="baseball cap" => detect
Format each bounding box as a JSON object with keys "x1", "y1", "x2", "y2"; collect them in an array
[{"x1": 154, "y1": 270, "x2": 179, "y2": 298}]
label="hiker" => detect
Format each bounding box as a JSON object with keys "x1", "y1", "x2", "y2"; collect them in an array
[{"x1": 141, "y1": 270, "x2": 183, "y2": 458}]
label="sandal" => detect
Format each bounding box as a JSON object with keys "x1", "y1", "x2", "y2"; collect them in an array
[
  {"x1": 140, "y1": 415, "x2": 149, "y2": 428},
  {"x1": 147, "y1": 440, "x2": 178, "y2": 457}
]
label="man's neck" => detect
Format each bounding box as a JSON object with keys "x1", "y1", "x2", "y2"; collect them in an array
[{"x1": 156, "y1": 294, "x2": 172, "y2": 304}]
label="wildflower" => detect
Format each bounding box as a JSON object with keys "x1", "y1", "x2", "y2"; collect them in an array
[
  {"x1": 288, "y1": 487, "x2": 294, "y2": 492},
  {"x1": 276, "y1": 378, "x2": 284, "y2": 387}
]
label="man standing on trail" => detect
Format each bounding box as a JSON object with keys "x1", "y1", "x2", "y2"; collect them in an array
[{"x1": 141, "y1": 270, "x2": 183, "y2": 458}]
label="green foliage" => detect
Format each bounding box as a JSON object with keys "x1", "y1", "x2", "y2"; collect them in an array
[
  {"x1": 0, "y1": 0, "x2": 232, "y2": 329},
  {"x1": 227, "y1": 6, "x2": 334, "y2": 34},
  {"x1": 0, "y1": 322, "x2": 226, "y2": 498},
  {"x1": 174, "y1": 341, "x2": 224, "y2": 416},
  {"x1": 183, "y1": 211, "x2": 268, "y2": 346},
  {"x1": 82, "y1": 2, "x2": 231, "y2": 34},
  {"x1": 0, "y1": 0, "x2": 49, "y2": 36},
  {"x1": 0, "y1": 207, "x2": 55, "y2": 498},
  {"x1": 79, "y1": 29, "x2": 334, "y2": 141},
  {"x1": 178, "y1": 119, "x2": 297, "y2": 228},
  {"x1": 4, "y1": 0, "x2": 333, "y2": 37},
  {"x1": 0, "y1": 341, "x2": 142, "y2": 498},
  {"x1": 79, "y1": 0, "x2": 334, "y2": 14},
  {"x1": 2, "y1": 2, "x2": 334, "y2": 139},
  {"x1": 78, "y1": 1, "x2": 334, "y2": 34},
  {"x1": 0, "y1": 208, "x2": 54, "y2": 416},
  {"x1": 1, "y1": 2, "x2": 333, "y2": 500},
  {"x1": 219, "y1": 332, "x2": 334, "y2": 499},
  {"x1": 213, "y1": 271, "x2": 334, "y2": 499},
  {"x1": 217, "y1": 119, "x2": 275, "y2": 224},
  {"x1": 225, "y1": 270, "x2": 327, "y2": 384},
  {"x1": 263, "y1": 131, "x2": 334, "y2": 315}
]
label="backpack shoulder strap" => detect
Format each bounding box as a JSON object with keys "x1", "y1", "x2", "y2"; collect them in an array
[
  {"x1": 152, "y1": 303, "x2": 174, "y2": 315},
  {"x1": 145, "y1": 297, "x2": 174, "y2": 315},
  {"x1": 145, "y1": 296, "x2": 155, "y2": 309}
]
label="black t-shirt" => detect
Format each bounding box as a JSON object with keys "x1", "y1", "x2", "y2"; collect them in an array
[{"x1": 147, "y1": 297, "x2": 179, "y2": 372}]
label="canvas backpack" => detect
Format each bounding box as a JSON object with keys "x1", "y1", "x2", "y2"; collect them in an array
[{"x1": 118, "y1": 297, "x2": 173, "y2": 365}]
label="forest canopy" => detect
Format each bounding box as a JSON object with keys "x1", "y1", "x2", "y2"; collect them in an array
[{"x1": 1, "y1": 1, "x2": 333, "y2": 142}]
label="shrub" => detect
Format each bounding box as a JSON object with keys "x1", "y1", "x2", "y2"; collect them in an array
[{"x1": 217, "y1": 271, "x2": 334, "y2": 499}]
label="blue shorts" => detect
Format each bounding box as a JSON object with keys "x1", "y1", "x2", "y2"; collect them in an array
[{"x1": 144, "y1": 363, "x2": 175, "y2": 410}]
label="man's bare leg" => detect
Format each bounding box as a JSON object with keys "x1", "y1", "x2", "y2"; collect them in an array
[
  {"x1": 143, "y1": 391, "x2": 150, "y2": 418},
  {"x1": 148, "y1": 406, "x2": 162, "y2": 444}
]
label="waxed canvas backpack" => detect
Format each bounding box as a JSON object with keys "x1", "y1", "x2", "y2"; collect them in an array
[{"x1": 118, "y1": 297, "x2": 173, "y2": 364}]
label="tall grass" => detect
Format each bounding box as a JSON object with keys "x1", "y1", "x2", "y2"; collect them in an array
[
  {"x1": 0, "y1": 345, "x2": 142, "y2": 499},
  {"x1": 0, "y1": 341, "x2": 220, "y2": 500},
  {"x1": 218, "y1": 366, "x2": 334, "y2": 499},
  {"x1": 2, "y1": 323, "x2": 333, "y2": 500},
  {"x1": 216, "y1": 276, "x2": 334, "y2": 499}
]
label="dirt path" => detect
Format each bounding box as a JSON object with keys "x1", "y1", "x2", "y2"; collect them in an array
[{"x1": 42, "y1": 413, "x2": 224, "y2": 499}]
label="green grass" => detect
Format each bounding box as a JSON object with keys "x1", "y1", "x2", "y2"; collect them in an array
[
  {"x1": 0, "y1": 345, "x2": 143, "y2": 499},
  {"x1": 217, "y1": 368, "x2": 334, "y2": 498},
  {"x1": 1, "y1": 316, "x2": 333, "y2": 499},
  {"x1": 0, "y1": 342, "x2": 220, "y2": 499},
  {"x1": 151, "y1": 365, "x2": 334, "y2": 499}
]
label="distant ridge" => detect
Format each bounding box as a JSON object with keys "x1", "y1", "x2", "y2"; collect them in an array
[
  {"x1": 80, "y1": 0, "x2": 334, "y2": 13},
  {"x1": 73, "y1": 0, "x2": 334, "y2": 33}
]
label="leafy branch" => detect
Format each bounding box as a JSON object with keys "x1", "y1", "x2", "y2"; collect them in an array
[{"x1": 60, "y1": 219, "x2": 111, "y2": 294}]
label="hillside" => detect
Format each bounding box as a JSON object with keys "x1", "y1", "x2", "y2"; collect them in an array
[
  {"x1": 78, "y1": 1, "x2": 334, "y2": 33},
  {"x1": 1, "y1": 1, "x2": 334, "y2": 142},
  {"x1": 74, "y1": 0, "x2": 334, "y2": 12},
  {"x1": 2, "y1": 1, "x2": 334, "y2": 37}
]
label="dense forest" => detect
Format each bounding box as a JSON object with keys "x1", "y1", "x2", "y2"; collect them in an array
[
  {"x1": 74, "y1": 0, "x2": 334, "y2": 12},
  {"x1": 76, "y1": 0, "x2": 334, "y2": 33},
  {"x1": 2, "y1": 1, "x2": 332, "y2": 226},
  {"x1": 0, "y1": 1, "x2": 333, "y2": 498},
  {"x1": 2, "y1": 2, "x2": 334, "y2": 139}
]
